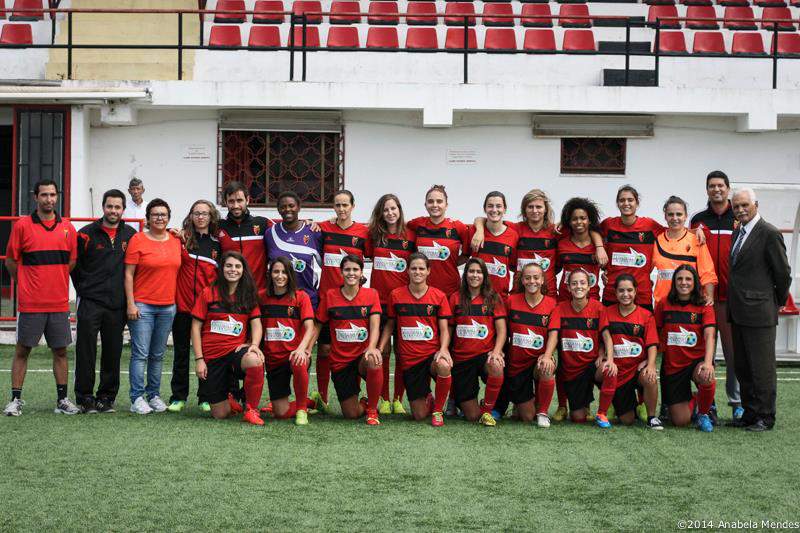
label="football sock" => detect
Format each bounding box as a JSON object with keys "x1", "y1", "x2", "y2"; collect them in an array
[
  {"x1": 393, "y1": 362, "x2": 405, "y2": 401},
  {"x1": 697, "y1": 381, "x2": 716, "y2": 415},
  {"x1": 316, "y1": 356, "x2": 330, "y2": 403},
  {"x1": 597, "y1": 373, "x2": 617, "y2": 416},
  {"x1": 366, "y1": 367, "x2": 383, "y2": 410},
  {"x1": 482, "y1": 375, "x2": 504, "y2": 413},
  {"x1": 556, "y1": 375, "x2": 567, "y2": 408},
  {"x1": 243, "y1": 365, "x2": 264, "y2": 410},
  {"x1": 381, "y1": 360, "x2": 391, "y2": 400},
  {"x1": 292, "y1": 362, "x2": 309, "y2": 412},
  {"x1": 536, "y1": 377, "x2": 555, "y2": 414},
  {"x1": 432, "y1": 375, "x2": 452, "y2": 413},
  {"x1": 56, "y1": 384, "x2": 67, "y2": 401},
  {"x1": 11, "y1": 388, "x2": 21, "y2": 401}
]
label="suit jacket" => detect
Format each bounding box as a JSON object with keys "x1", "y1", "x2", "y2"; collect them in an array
[{"x1": 727, "y1": 217, "x2": 792, "y2": 327}]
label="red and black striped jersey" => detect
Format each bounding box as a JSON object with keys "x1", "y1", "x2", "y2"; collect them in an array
[
  {"x1": 549, "y1": 299, "x2": 605, "y2": 381},
  {"x1": 601, "y1": 305, "x2": 659, "y2": 385},
  {"x1": 387, "y1": 285, "x2": 452, "y2": 370},
  {"x1": 319, "y1": 221, "x2": 369, "y2": 293},
  {"x1": 316, "y1": 286, "x2": 381, "y2": 371},
  {"x1": 468, "y1": 225, "x2": 518, "y2": 296},
  {"x1": 600, "y1": 216, "x2": 663, "y2": 305},
  {"x1": 556, "y1": 238, "x2": 600, "y2": 302},
  {"x1": 218, "y1": 211, "x2": 272, "y2": 292},
  {"x1": 191, "y1": 286, "x2": 260, "y2": 361},
  {"x1": 366, "y1": 229, "x2": 416, "y2": 305},
  {"x1": 512, "y1": 222, "x2": 560, "y2": 296},
  {"x1": 407, "y1": 217, "x2": 469, "y2": 296},
  {"x1": 655, "y1": 300, "x2": 716, "y2": 376},
  {"x1": 506, "y1": 293, "x2": 557, "y2": 376},
  {"x1": 259, "y1": 289, "x2": 314, "y2": 369},
  {"x1": 448, "y1": 293, "x2": 506, "y2": 362}
]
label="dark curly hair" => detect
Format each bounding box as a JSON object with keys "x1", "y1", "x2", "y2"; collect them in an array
[{"x1": 560, "y1": 197, "x2": 601, "y2": 233}]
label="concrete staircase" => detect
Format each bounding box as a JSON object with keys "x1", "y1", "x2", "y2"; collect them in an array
[{"x1": 46, "y1": 0, "x2": 199, "y2": 81}]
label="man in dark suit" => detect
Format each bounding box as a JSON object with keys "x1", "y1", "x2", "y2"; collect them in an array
[{"x1": 727, "y1": 187, "x2": 791, "y2": 431}]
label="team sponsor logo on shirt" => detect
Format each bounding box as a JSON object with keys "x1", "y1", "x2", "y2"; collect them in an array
[
  {"x1": 266, "y1": 321, "x2": 296, "y2": 342},
  {"x1": 401, "y1": 321, "x2": 435, "y2": 341},
  {"x1": 290, "y1": 254, "x2": 307, "y2": 273},
  {"x1": 667, "y1": 327, "x2": 698, "y2": 347},
  {"x1": 561, "y1": 332, "x2": 594, "y2": 352},
  {"x1": 417, "y1": 241, "x2": 451, "y2": 261},
  {"x1": 613, "y1": 338, "x2": 643, "y2": 358},
  {"x1": 486, "y1": 258, "x2": 508, "y2": 278},
  {"x1": 323, "y1": 248, "x2": 348, "y2": 267},
  {"x1": 335, "y1": 322, "x2": 369, "y2": 343},
  {"x1": 373, "y1": 252, "x2": 407, "y2": 272},
  {"x1": 518, "y1": 253, "x2": 551, "y2": 272},
  {"x1": 456, "y1": 319, "x2": 489, "y2": 339},
  {"x1": 512, "y1": 329, "x2": 545, "y2": 349},
  {"x1": 657, "y1": 268, "x2": 675, "y2": 281},
  {"x1": 210, "y1": 315, "x2": 244, "y2": 336},
  {"x1": 611, "y1": 247, "x2": 648, "y2": 268}
]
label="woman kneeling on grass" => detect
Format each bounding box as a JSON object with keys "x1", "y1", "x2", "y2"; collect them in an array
[
  {"x1": 315, "y1": 254, "x2": 384, "y2": 425},
  {"x1": 448, "y1": 258, "x2": 507, "y2": 427},
  {"x1": 380, "y1": 253, "x2": 453, "y2": 427},
  {"x1": 655, "y1": 264, "x2": 717, "y2": 432},
  {"x1": 192, "y1": 251, "x2": 265, "y2": 426},
  {"x1": 259, "y1": 257, "x2": 317, "y2": 426}
]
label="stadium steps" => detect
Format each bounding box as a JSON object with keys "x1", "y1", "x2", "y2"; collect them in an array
[{"x1": 45, "y1": 0, "x2": 199, "y2": 80}]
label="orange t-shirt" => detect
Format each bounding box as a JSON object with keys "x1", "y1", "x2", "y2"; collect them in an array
[{"x1": 125, "y1": 232, "x2": 182, "y2": 305}]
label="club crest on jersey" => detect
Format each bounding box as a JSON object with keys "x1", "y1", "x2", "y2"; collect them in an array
[
  {"x1": 504, "y1": 245, "x2": 511, "y2": 256},
  {"x1": 361, "y1": 306, "x2": 368, "y2": 317},
  {"x1": 586, "y1": 319, "x2": 594, "y2": 329},
  {"x1": 427, "y1": 305, "x2": 434, "y2": 316},
  {"x1": 481, "y1": 304, "x2": 488, "y2": 315},
  {"x1": 211, "y1": 249, "x2": 218, "y2": 260},
  {"x1": 633, "y1": 324, "x2": 641, "y2": 336},
  {"x1": 121, "y1": 242, "x2": 128, "y2": 252},
  {"x1": 543, "y1": 239, "x2": 550, "y2": 248},
  {"x1": 690, "y1": 313, "x2": 698, "y2": 324},
  {"x1": 542, "y1": 316, "x2": 549, "y2": 327},
  {"x1": 253, "y1": 225, "x2": 260, "y2": 235},
  {"x1": 352, "y1": 236, "x2": 359, "y2": 247},
  {"x1": 287, "y1": 306, "x2": 295, "y2": 316},
  {"x1": 402, "y1": 240, "x2": 409, "y2": 249},
  {"x1": 639, "y1": 232, "x2": 646, "y2": 242},
  {"x1": 303, "y1": 235, "x2": 310, "y2": 245},
  {"x1": 446, "y1": 228, "x2": 453, "y2": 239}
]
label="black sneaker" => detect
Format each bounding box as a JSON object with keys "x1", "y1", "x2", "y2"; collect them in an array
[
  {"x1": 95, "y1": 399, "x2": 116, "y2": 413},
  {"x1": 80, "y1": 398, "x2": 98, "y2": 414}
]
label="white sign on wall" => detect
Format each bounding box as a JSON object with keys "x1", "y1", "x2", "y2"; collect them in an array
[
  {"x1": 447, "y1": 148, "x2": 478, "y2": 165},
  {"x1": 181, "y1": 144, "x2": 211, "y2": 162}
]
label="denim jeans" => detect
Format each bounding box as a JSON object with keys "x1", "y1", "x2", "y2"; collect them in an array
[{"x1": 128, "y1": 302, "x2": 176, "y2": 403}]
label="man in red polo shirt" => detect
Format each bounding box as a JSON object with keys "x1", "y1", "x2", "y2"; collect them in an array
[{"x1": 3, "y1": 180, "x2": 78, "y2": 416}]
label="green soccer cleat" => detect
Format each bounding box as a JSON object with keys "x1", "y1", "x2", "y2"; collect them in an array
[
  {"x1": 552, "y1": 405, "x2": 568, "y2": 422},
  {"x1": 167, "y1": 400, "x2": 185, "y2": 413},
  {"x1": 199, "y1": 402, "x2": 211, "y2": 412},
  {"x1": 479, "y1": 412, "x2": 497, "y2": 427},
  {"x1": 636, "y1": 403, "x2": 648, "y2": 424},
  {"x1": 295, "y1": 409, "x2": 309, "y2": 426},
  {"x1": 392, "y1": 399, "x2": 406, "y2": 415},
  {"x1": 378, "y1": 398, "x2": 392, "y2": 415},
  {"x1": 606, "y1": 403, "x2": 616, "y2": 421},
  {"x1": 310, "y1": 391, "x2": 329, "y2": 415}
]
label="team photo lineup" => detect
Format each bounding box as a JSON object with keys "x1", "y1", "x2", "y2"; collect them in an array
[{"x1": 4, "y1": 172, "x2": 791, "y2": 434}]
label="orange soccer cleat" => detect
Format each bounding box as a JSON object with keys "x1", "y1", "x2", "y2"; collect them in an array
[{"x1": 243, "y1": 408, "x2": 265, "y2": 426}]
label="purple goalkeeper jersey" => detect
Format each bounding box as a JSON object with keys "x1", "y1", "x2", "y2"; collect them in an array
[{"x1": 264, "y1": 222, "x2": 323, "y2": 307}]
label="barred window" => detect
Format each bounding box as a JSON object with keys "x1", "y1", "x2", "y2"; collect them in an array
[
  {"x1": 561, "y1": 138, "x2": 626, "y2": 175},
  {"x1": 219, "y1": 130, "x2": 343, "y2": 207}
]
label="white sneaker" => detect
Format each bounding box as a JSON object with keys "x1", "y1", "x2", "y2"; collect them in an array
[
  {"x1": 148, "y1": 396, "x2": 167, "y2": 413},
  {"x1": 536, "y1": 413, "x2": 551, "y2": 428},
  {"x1": 54, "y1": 398, "x2": 80, "y2": 415},
  {"x1": 4, "y1": 398, "x2": 24, "y2": 416},
  {"x1": 130, "y1": 396, "x2": 153, "y2": 415}
]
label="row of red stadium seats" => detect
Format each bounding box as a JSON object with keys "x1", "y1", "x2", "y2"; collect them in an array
[{"x1": 0, "y1": 0, "x2": 43, "y2": 21}]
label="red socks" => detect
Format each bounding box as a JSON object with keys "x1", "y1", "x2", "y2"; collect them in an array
[
  {"x1": 556, "y1": 374, "x2": 567, "y2": 409},
  {"x1": 366, "y1": 366, "x2": 383, "y2": 410},
  {"x1": 381, "y1": 359, "x2": 391, "y2": 400},
  {"x1": 536, "y1": 377, "x2": 555, "y2": 415},
  {"x1": 697, "y1": 380, "x2": 716, "y2": 415},
  {"x1": 393, "y1": 362, "x2": 405, "y2": 401},
  {"x1": 482, "y1": 375, "x2": 504, "y2": 413},
  {"x1": 432, "y1": 375, "x2": 452, "y2": 413},
  {"x1": 316, "y1": 355, "x2": 330, "y2": 403},
  {"x1": 597, "y1": 372, "x2": 618, "y2": 417},
  {"x1": 292, "y1": 362, "x2": 309, "y2": 413},
  {"x1": 243, "y1": 365, "x2": 265, "y2": 410}
]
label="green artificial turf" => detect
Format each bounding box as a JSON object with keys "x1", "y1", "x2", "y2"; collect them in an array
[{"x1": 1, "y1": 346, "x2": 799, "y2": 532}]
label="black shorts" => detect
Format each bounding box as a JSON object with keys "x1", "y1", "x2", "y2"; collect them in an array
[
  {"x1": 602, "y1": 300, "x2": 653, "y2": 313},
  {"x1": 613, "y1": 375, "x2": 642, "y2": 416},
  {"x1": 199, "y1": 347, "x2": 248, "y2": 404},
  {"x1": 317, "y1": 323, "x2": 331, "y2": 345},
  {"x1": 562, "y1": 362, "x2": 597, "y2": 412},
  {"x1": 451, "y1": 354, "x2": 489, "y2": 404},
  {"x1": 402, "y1": 356, "x2": 436, "y2": 402},
  {"x1": 266, "y1": 362, "x2": 293, "y2": 401},
  {"x1": 331, "y1": 357, "x2": 365, "y2": 402},
  {"x1": 661, "y1": 359, "x2": 702, "y2": 407},
  {"x1": 504, "y1": 365, "x2": 535, "y2": 405}
]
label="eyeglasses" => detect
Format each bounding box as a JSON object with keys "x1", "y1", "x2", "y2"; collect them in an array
[
  {"x1": 192, "y1": 212, "x2": 211, "y2": 218},
  {"x1": 150, "y1": 213, "x2": 169, "y2": 219}
]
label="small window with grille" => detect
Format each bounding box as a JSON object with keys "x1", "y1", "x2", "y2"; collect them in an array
[
  {"x1": 219, "y1": 130, "x2": 343, "y2": 207},
  {"x1": 560, "y1": 138, "x2": 626, "y2": 175}
]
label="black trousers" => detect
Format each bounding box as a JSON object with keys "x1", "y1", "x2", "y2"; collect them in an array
[
  {"x1": 731, "y1": 323, "x2": 777, "y2": 427},
  {"x1": 170, "y1": 311, "x2": 193, "y2": 403},
  {"x1": 74, "y1": 299, "x2": 126, "y2": 403}
]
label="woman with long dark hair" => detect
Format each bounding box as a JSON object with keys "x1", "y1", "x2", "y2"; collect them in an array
[{"x1": 468, "y1": 192, "x2": 518, "y2": 297}]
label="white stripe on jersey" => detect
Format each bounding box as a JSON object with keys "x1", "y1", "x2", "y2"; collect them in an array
[
  {"x1": 187, "y1": 253, "x2": 218, "y2": 266},
  {"x1": 708, "y1": 229, "x2": 733, "y2": 235},
  {"x1": 233, "y1": 235, "x2": 264, "y2": 242},
  {"x1": 269, "y1": 224, "x2": 322, "y2": 263}
]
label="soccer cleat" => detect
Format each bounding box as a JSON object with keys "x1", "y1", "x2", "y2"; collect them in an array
[
  {"x1": 392, "y1": 399, "x2": 406, "y2": 415},
  {"x1": 295, "y1": 409, "x2": 309, "y2": 426},
  {"x1": 479, "y1": 412, "x2": 497, "y2": 427},
  {"x1": 732, "y1": 406, "x2": 744, "y2": 422},
  {"x1": 490, "y1": 409, "x2": 502, "y2": 422},
  {"x1": 260, "y1": 401, "x2": 274, "y2": 415},
  {"x1": 536, "y1": 413, "x2": 551, "y2": 428},
  {"x1": 80, "y1": 398, "x2": 98, "y2": 414},
  {"x1": 647, "y1": 416, "x2": 664, "y2": 431},
  {"x1": 55, "y1": 398, "x2": 80, "y2": 415},
  {"x1": 366, "y1": 408, "x2": 381, "y2": 426},
  {"x1": 148, "y1": 396, "x2": 168, "y2": 413},
  {"x1": 95, "y1": 400, "x2": 115, "y2": 413},
  {"x1": 708, "y1": 402, "x2": 719, "y2": 426},
  {"x1": 199, "y1": 402, "x2": 211, "y2": 412},
  {"x1": 130, "y1": 396, "x2": 153, "y2": 415},
  {"x1": 553, "y1": 405, "x2": 568, "y2": 422},
  {"x1": 431, "y1": 411, "x2": 444, "y2": 427},
  {"x1": 4, "y1": 398, "x2": 24, "y2": 417},
  {"x1": 378, "y1": 398, "x2": 392, "y2": 415},
  {"x1": 310, "y1": 391, "x2": 329, "y2": 415},
  {"x1": 696, "y1": 413, "x2": 714, "y2": 433},
  {"x1": 595, "y1": 414, "x2": 612, "y2": 429},
  {"x1": 167, "y1": 400, "x2": 185, "y2": 413},
  {"x1": 243, "y1": 408, "x2": 265, "y2": 426},
  {"x1": 636, "y1": 403, "x2": 648, "y2": 424},
  {"x1": 227, "y1": 393, "x2": 244, "y2": 414},
  {"x1": 445, "y1": 397, "x2": 457, "y2": 417}
]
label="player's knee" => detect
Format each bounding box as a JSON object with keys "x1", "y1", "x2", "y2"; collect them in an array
[{"x1": 487, "y1": 361, "x2": 503, "y2": 377}]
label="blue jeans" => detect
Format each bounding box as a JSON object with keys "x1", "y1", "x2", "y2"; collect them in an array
[{"x1": 128, "y1": 302, "x2": 176, "y2": 402}]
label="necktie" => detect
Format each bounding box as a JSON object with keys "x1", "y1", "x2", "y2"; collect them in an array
[{"x1": 731, "y1": 226, "x2": 746, "y2": 265}]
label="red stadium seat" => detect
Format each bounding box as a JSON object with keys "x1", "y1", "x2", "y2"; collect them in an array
[
  {"x1": 10, "y1": 0, "x2": 43, "y2": 21},
  {"x1": 655, "y1": 30, "x2": 688, "y2": 53},
  {"x1": 445, "y1": 27, "x2": 478, "y2": 49},
  {"x1": 292, "y1": 1, "x2": 323, "y2": 24},
  {"x1": 771, "y1": 32, "x2": 800, "y2": 54},
  {"x1": 248, "y1": 25, "x2": 281, "y2": 47},
  {"x1": 718, "y1": 0, "x2": 748, "y2": 7},
  {"x1": 682, "y1": 0, "x2": 712, "y2": 6},
  {"x1": 484, "y1": 28, "x2": 517, "y2": 50},
  {"x1": 761, "y1": 7, "x2": 796, "y2": 30},
  {"x1": 0, "y1": 23, "x2": 32, "y2": 44},
  {"x1": 445, "y1": 3, "x2": 476, "y2": 26},
  {"x1": 731, "y1": 32, "x2": 766, "y2": 54},
  {"x1": 405, "y1": 27, "x2": 439, "y2": 49},
  {"x1": 482, "y1": 3, "x2": 515, "y2": 27},
  {"x1": 291, "y1": 25, "x2": 320, "y2": 47},
  {"x1": 209, "y1": 25, "x2": 242, "y2": 47},
  {"x1": 1, "y1": 0, "x2": 5, "y2": 20},
  {"x1": 214, "y1": 0, "x2": 246, "y2": 23},
  {"x1": 523, "y1": 28, "x2": 556, "y2": 51},
  {"x1": 754, "y1": 0, "x2": 787, "y2": 6},
  {"x1": 647, "y1": 4, "x2": 680, "y2": 28},
  {"x1": 645, "y1": 0, "x2": 675, "y2": 5},
  {"x1": 559, "y1": 4, "x2": 591, "y2": 27},
  {"x1": 330, "y1": 1, "x2": 361, "y2": 24},
  {"x1": 521, "y1": 3, "x2": 552, "y2": 27},
  {"x1": 792, "y1": 0, "x2": 800, "y2": 6},
  {"x1": 405, "y1": 2, "x2": 437, "y2": 25},
  {"x1": 723, "y1": 6, "x2": 756, "y2": 30},
  {"x1": 692, "y1": 31, "x2": 726, "y2": 53},
  {"x1": 326, "y1": 25, "x2": 360, "y2": 47},
  {"x1": 253, "y1": 1, "x2": 285, "y2": 24},
  {"x1": 366, "y1": 26, "x2": 399, "y2": 48},
  {"x1": 686, "y1": 6, "x2": 719, "y2": 29},
  {"x1": 562, "y1": 28, "x2": 595, "y2": 51},
  {"x1": 519, "y1": 0, "x2": 549, "y2": 4},
  {"x1": 780, "y1": 294, "x2": 800, "y2": 315},
  {"x1": 368, "y1": 2, "x2": 399, "y2": 24}
]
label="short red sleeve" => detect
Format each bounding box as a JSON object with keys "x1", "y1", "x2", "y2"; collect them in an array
[
  {"x1": 702, "y1": 305, "x2": 716, "y2": 328},
  {"x1": 438, "y1": 290, "x2": 453, "y2": 319},
  {"x1": 316, "y1": 296, "x2": 330, "y2": 323},
  {"x1": 249, "y1": 306, "x2": 261, "y2": 320},
  {"x1": 370, "y1": 289, "x2": 382, "y2": 314},
  {"x1": 548, "y1": 306, "x2": 561, "y2": 331},
  {"x1": 66, "y1": 223, "x2": 78, "y2": 261},
  {"x1": 299, "y1": 291, "x2": 314, "y2": 321},
  {"x1": 406, "y1": 217, "x2": 422, "y2": 231},
  {"x1": 654, "y1": 301, "x2": 665, "y2": 329},
  {"x1": 494, "y1": 298, "x2": 507, "y2": 319},
  {"x1": 124, "y1": 234, "x2": 143, "y2": 265},
  {"x1": 644, "y1": 313, "x2": 659, "y2": 347},
  {"x1": 387, "y1": 291, "x2": 398, "y2": 319},
  {"x1": 191, "y1": 289, "x2": 209, "y2": 322},
  {"x1": 599, "y1": 307, "x2": 610, "y2": 332},
  {"x1": 455, "y1": 220, "x2": 470, "y2": 254},
  {"x1": 447, "y1": 293, "x2": 459, "y2": 326},
  {"x1": 5, "y1": 222, "x2": 22, "y2": 261}
]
